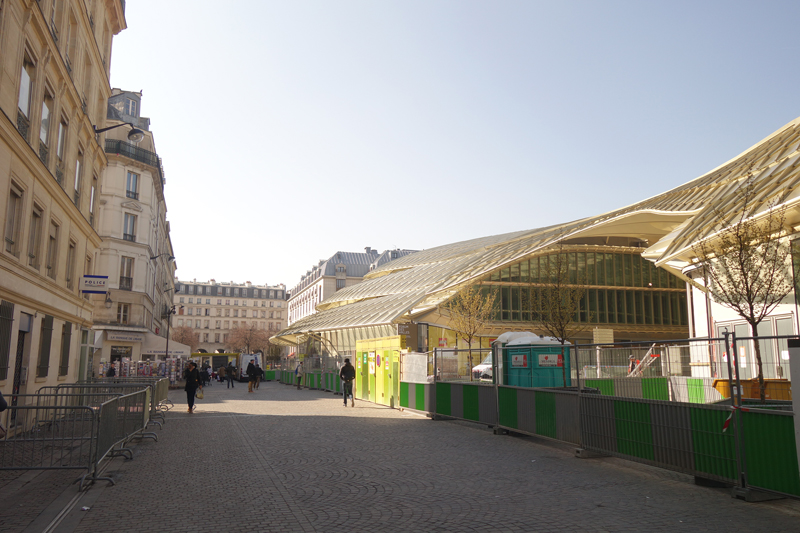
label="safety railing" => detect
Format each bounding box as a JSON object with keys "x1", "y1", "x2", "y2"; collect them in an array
[
  {"x1": 76, "y1": 378, "x2": 171, "y2": 427},
  {"x1": 0, "y1": 388, "x2": 155, "y2": 490}
]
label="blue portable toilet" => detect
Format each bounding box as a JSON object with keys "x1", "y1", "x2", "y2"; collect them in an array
[{"x1": 496, "y1": 333, "x2": 571, "y2": 388}]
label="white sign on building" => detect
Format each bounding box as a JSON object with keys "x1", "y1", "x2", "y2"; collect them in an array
[{"x1": 81, "y1": 275, "x2": 109, "y2": 293}]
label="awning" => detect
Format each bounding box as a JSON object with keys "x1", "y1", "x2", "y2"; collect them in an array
[{"x1": 141, "y1": 332, "x2": 191, "y2": 358}]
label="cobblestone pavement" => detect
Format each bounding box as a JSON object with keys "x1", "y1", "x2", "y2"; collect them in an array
[{"x1": 8, "y1": 380, "x2": 799, "y2": 532}]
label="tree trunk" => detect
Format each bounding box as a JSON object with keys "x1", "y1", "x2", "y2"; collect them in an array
[
  {"x1": 469, "y1": 344, "x2": 473, "y2": 382},
  {"x1": 750, "y1": 322, "x2": 766, "y2": 403},
  {"x1": 560, "y1": 343, "x2": 566, "y2": 388}
]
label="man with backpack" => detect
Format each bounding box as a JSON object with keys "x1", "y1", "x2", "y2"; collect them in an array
[{"x1": 340, "y1": 358, "x2": 356, "y2": 407}]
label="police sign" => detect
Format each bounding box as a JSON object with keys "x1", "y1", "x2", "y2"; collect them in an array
[{"x1": 80, "y1": 275, "x2": 109, "y2": 294}]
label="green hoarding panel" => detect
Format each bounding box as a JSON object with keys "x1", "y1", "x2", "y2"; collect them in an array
[
  {"x1": 742, "y1": 411, "x2": 800, "y2": 496},
  {"x1": 462, "y1": 384, "x2": 480, "y2": 422},
  {"x1": 535, "y1": 391, "x2": 557, "y2": 438},
  {"x1": 585, "y1": 378, "x2": 615, "y2": 396},
  {"x1": 614, "y1": 400, "x2": 655, "y2": 461},
  {"x1": 690, "y1": 407, "x2": 737, "y2": 481},
  {"x1": 415, "y1": 383, "x2": 425, "y2": 411},
  {"x1": 437, "y1": 382, "x2": 452, "y2": 416},
  {"x1": 498, "y1": 387, "x2": 518, "y2": 429},
  {"x1": 641, "y1": 378, "x2": 669, "y2": 401},
  {"x1": 687, "y1": 379, "x2": 705, "y2": 404},
  {"x1": 400, "y1": 382, "x2": 409, "y2": 408}
]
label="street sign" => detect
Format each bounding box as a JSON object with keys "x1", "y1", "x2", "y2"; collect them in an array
[{"x1": 81, "y1": 275, "x2": 109, "y2": 293}]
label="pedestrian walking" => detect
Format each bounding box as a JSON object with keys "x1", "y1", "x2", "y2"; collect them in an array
[
  {"x1": 207, "y1": 366, "x2": 213, "y2": 386},
  {"x1": 340, "y1": 358, "x2": 356, "y2": 407},
  {"x1": 184, "y1": 361, "x2": 202, "y2": 413},
  {"x1": 218, "y1": 366, "x2": 226, "y2": 383},
  {"x1": 255, "y1": 364, "x2": 264, "y2": 389},
  {"x1": 295, "y1": 361, "x2": 304, "y2": 390},
  {"x1": 247, "y1": 359, "x2": 256, "y2": 393},
  {"x1": 226, "y1": 362, "x2": 236, "y2": 388}
]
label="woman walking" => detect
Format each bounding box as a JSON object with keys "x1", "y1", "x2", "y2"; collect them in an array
[{"x1": 184, "y1": 361, "x2": 202, "y2": 413}]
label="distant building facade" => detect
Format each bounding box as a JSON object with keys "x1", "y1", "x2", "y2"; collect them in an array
[
  {"x1": 0, "y1": 0, "x2": 127, "y2": 395},
  {"x1": 91, "y1": 89, "x2": 183, "y2": 369},
  {"x1": 287, "y1": 247, "x2": 417, "y2": 326},
  {"x1": 173, "y1": 279, "x2": 287, "y2": 353}
]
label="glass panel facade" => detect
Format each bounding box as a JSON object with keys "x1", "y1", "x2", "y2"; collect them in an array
[{"x1": 484, "y1": 250, "x2": 688, "y2": 327}]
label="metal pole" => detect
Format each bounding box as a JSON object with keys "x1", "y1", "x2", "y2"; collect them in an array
[
  {"x1": 723, "y1": 331, "x2": 734, "y2": 408},
  {"x1": 730, "y1": 332, "x2": 748, "y2": 491}
]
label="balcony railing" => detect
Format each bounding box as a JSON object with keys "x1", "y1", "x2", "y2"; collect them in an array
[
  {"x1": 16, "y1": 111, "x2": 30, "y2": 141},
  {"x1": 39, "y1": 142, "x2": 49, "y2": 166},
  {"x1": 105, "y1": 139, "x2": 160, "y2": 168},
  {"x1": 125, "y1": 190, "x2": 139, "y2": 200},
  {"x1": 123, "y1": 233, "x2": 135, "y2": 242},
  {"x1": 55, "y1": 164, "x2": 64, "y2": 186},
  {"x1": 120, "y1": 276, "x2": 133, "y2": 291}
]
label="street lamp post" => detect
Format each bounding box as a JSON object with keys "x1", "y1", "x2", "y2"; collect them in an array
[{"x1": 93, "y1": 122, "x2": 146, "y2": 142}]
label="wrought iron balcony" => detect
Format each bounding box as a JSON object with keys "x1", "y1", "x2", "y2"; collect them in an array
[
  {"x1": 105, "y1": 139, "x2": 160, "y2": 168},
  {"x1": 120, "y1": 276, "x2": 133, "y2": 291},
  {"x1": 16, "y1": 111, "x2": 30, "y2": 141},
  {"x1": 38, "y1": 142, "x2": 49, "y2": 166},
  {"x1": 123, "y1": 233, "x2": 135, "y2": 242},
  {"x1": 55, "y1": 164, "x2": 64, "y2": 186},
  {"x1": 125, "y1": 190, "x2": 139, "y2": 200}
]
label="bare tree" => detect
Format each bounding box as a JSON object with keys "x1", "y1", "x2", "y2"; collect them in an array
[
  {"x1": 171, "y1": 326, "x2": 200, "y2": 353},
  {"x1": 534, "y1": 241, "x2": 589, "y2": 387},
  {"x1": 226, "y1": 324, "x2": 271, "y2": 354},
  {"x1": 441, "y1": 285, "x2": 498, "y2": 380},
  {"x1": 693, "y1": 178, "x2": 795, "y2": 402}
]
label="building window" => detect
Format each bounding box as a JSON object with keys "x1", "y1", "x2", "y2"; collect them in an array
[
  {"x1": 216, "y1": 309, "x2": 221, "y2": 316},
  {"x1": 73, "y1": 149, "x2": 82, "y2": 205},
  {"x1": 188, "y1": 286, "x2": 194, "y2": 294},
  {"x1": 66, "y1": 240, "x2": 76, "y2": 289},
  {"x1": 5, "y1": 182, "x2": 24, "y2": 258},
  {"x1": 56, "y1": 118, "x2": 68, "y2": 162},
  {"x1": 45, "y1": 220, "x2": 59, "y2": 279},
  {"x1": 215, "y1": 320, "x2": 221, "y2": 329},
  {"x1": 39, "y1": 91, "x2": 54, "y2": 165},
  {"x1": 204, "y1": 308, "x2": 209, "y2": 316},
  {"x1": 225, "y1": 299, "x2": 230, "y2": 305},
  {"x1": 206, "y1": 299, "x2": 211, "y2": 304},
  {"x1": 336, "y1": 279, "x2": 346, "y2": 290},
  {"x1": 126, "y1": 171, "x2": 139, "y2": 200},
  {"x1": 217, "y1": 299, "x2": 222, "y2": 305},
  {"x1": 269, "y1": 311, "x2": 274, "y2": 319},
  {"x1": 204, "y1": 320, "x2": 209, "y2": 329},
  {"x1": 179, "y1": 297, "x2": 184, "y2": 303},
  {"x1": 120, "y1": 256, "x2": 133, "y2": 290},
  {"x1": 195, "y1": 320, "x2": 201, "y2": 328},
  {"x1": 233, "y1": 310, "x2": 239, "y2": 317},
  {"x1": 27, "y1": 204, "x2": 43, "y2": 268},
  {"x1": 225, "y1": 288, "x2": 230, "y2": 296},
  {"x1": 58, "y1": 321, "x2": 72, "y2": 376},
  {"x1": 225, "y1": 309, "x2": 230, "y2": 317},
  {"x1": 215, "y1": 333, "x2": 220, "y2": 343},
  {"x1": 234, "y1": 288, "x2": 239, "y2": 297},
  {"x1": 178, "y1": 319, "x2": 184, "y2": 327},
  {"x1": 203, "y1": 333, "x2": 209, "y2": 342},
  {"x1": 17, "y1": 54, "x2": 35, "y2": 140},
  {"x1": 89, "y1": 176, "x2": 97, "y2": 226},
  {"x1": 124, "y1": 98, "x2": 137, "y2": 116},
  {"x1": 123, "y1": 213, "x2": 136, "y2": 241},
  {"x1": 224, "y1": 321, "x2": 229, "y2": 328},
  {"x1": 198, "y1": 287, "x2": 204, "y2": 295},
  {"x1": 36, "y1": 315, "x2": 54, "y2": 378},
  {"x1": 117, "y1": 303, "x2": 129, "y2": 324}
]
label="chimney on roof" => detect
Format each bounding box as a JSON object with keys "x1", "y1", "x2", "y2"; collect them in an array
[{"x1": 365, "y1": 247, "x2": 372, "y2": 254}]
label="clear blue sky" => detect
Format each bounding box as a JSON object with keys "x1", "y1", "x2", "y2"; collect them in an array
[{"x1": 110, "y1": 1, "x2": 800, "y2": 288}]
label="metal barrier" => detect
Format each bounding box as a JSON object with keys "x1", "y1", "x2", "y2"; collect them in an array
[
  {"x1": 75, "y1": 378, "x2": 170, "y2": 428},
  {"x1": 0, "y1": 388, "x2": 155, "y2": 490},
  {"x1": 434, "y1": 382, "x2": 497, "y2": 427}
]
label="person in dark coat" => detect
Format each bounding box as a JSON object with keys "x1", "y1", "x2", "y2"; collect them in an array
[
  {"x1": 246, "y1": 359, "x2": 256, "y2": 393},
  {"x1": 340, "y1": 358, "x2": 356, "y2": 407},
  {"x1": 184, "y1": 361, "x2": 202, "y2": 412},
  {"x1": 226, "y1": 362, "x2": 236, "y2": 388},
  {"x1": 105, "y1": 363, "x2": 116, "y2": 378}
]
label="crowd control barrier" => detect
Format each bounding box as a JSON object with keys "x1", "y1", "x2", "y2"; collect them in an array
[{"x1": 0, "y1": 388, "x2": 154, "y2": 490}]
